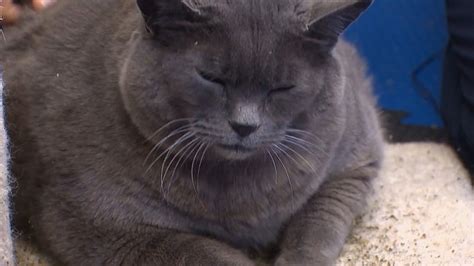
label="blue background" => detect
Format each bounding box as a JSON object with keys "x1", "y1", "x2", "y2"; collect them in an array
[{"x1": 344, "y1": 0, "x2": 448, "y2": 127}]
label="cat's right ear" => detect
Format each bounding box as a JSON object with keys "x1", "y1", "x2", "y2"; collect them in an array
[{"x1": 297, "y1": 0, "x2": 373, "y2": 52}]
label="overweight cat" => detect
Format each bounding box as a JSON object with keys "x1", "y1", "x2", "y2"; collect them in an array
[{"x1": 1, "y1": 0, "x2": 383, "y2": 265}]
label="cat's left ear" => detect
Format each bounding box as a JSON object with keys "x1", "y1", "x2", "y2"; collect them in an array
[
  {"x1": 299, "y1": 0, "x2": 373, "y2": 51},
  {"x1": 136, "y1": 0, "x2": 209, "y2": 33}
]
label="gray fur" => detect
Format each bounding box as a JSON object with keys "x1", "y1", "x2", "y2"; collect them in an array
[{"x1": 2, "y1": 0, "x2": 383, "y2": 265}]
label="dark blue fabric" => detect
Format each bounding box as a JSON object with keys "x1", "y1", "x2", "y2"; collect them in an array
[
  {"x1": 345, "y1": 0, "x2": 448, "y2": 126},
  {"x1": 442, "y1": 0, "x2": 474, "y2": 174}
]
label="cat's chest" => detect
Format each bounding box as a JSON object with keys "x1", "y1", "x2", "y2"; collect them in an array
[
  {"x1": 145, "y1": 171, "x2": 320, "y2": 248},
  {"x1": 152, "y1": 197, "x2": 295, "y2": 249}
]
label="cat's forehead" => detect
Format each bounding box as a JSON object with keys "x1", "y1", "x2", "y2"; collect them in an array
[
  {"x1": 210, "y1": 0, "x2": 299, "y2": 57},
  {"x1": 184, "y1": 1, "x2": 303, "y2": 85},
  {"x1": 215, "y1": 0, "x2": 297, "y2": 27}
]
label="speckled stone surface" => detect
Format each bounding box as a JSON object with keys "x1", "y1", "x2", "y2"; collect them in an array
[
  {"x1": 11, "y1": 143, "x2": 474, "y2": 265},
  {"x1": 338, "y1": 143, "x2": 474, "y2": 265},
  {"x1": 0, "y1": 70, "x2": 14, "y2": 265}
]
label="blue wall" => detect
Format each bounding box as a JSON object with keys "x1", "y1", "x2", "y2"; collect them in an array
[{"x1": 344, "y1": 0, "x2": 448, "y2": 127}]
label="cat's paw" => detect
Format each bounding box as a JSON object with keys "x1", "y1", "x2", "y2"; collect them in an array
[{"x1": 274, "y1": 251, "x2": 332, "y2": 266}]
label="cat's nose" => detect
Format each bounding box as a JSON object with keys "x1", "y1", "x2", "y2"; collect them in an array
[{"x1": 229, "y1": 121, "x2": 259, "y2": 138}]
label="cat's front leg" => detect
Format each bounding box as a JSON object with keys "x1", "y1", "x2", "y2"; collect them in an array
[
  {"x1": 41, "y1": 217, "x2": 255, "y2": 265},
  {"x1": 104, "y1": 230, "x2": 256, "y2": 266},
  {"x1": 274, "y1": 164, "x2": 379, "y2": 266}
]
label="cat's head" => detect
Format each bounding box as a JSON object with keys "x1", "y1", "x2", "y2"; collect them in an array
[{"x1": 120, "y1": 0, "x2": 372, "y2": 161}]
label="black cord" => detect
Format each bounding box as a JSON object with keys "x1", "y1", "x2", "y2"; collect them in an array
[{"x1": 411, "y1": 48, "x2": 446, "y2": 116}]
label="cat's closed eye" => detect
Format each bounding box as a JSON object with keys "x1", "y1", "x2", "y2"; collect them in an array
[
  {"x1": 196, "y1": 69, "x2": 225, "y2": 87},
  {"x1": 268, "y1": 85, "x2": 296, "y2": 95}
]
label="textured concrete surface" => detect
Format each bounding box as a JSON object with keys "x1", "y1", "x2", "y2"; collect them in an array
[{"x1": 338, "y1": 143, "x2": 474, "y2": 265}]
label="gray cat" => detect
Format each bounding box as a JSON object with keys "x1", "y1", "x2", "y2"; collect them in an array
[{"x1": 1, "y1": 0, "x2": 383, "y2": 265}]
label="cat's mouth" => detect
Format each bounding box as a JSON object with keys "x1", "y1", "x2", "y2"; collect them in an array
[
  {"x1": 218, "y1": 144, "x2": 254, "y2": 152},
  {"x1": 215, "y1": 143, "x2": 257, "y2": 160}
]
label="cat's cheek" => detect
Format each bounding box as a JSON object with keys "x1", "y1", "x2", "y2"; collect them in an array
[
  {"x1": 266, "y1": 94, "x2": 307, "y2": 119},
  {"x1": 187, "y1": 87, "x2": 226, "y2": 112}
]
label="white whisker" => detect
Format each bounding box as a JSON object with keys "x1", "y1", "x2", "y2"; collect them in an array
[
  {"x1": 265, "y1": 149, "x2": 278, "y2": 184},
  {"x1": 144, "y1": 131, "x2": 194, "y2": 177},
  {"x1": 162, "y1": 137, "x2": 200, "y2": 189},
  {"x1": 159, "y1": 132, "x2": 196, "y2": 191},
  {"x1": 285, "y1": 134, "x2": 326, "y2": 155},
  {"x1": 273, "y1": 143, "x2": 304, "y2": 171},
  {"x1": 279, "y1": 142, "x2": 316, "y2": 173},
  {"x1": 143, "y1": 124, "x2": 194, "y2": 166},
  {"x1": 191, "y1": 141, "x2": 206, "y2": 196},
  {"x1": 145, "y1": 118, "x2": 194, "y2": 142},
  {"x1": 165, "y1": 139, "x2": 202, "y2": 195},
  {"x1": 270, "y1": 146, "x2": 294, "y2": 209},
  {"x1": 196, "y1": 142, "x2": 212, "y2": 193},
  {"x1": 286, "y1": 128, "x2": 325, "y2": 146}
]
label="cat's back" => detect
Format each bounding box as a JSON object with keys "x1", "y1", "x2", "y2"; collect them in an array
[
  {"x1": 3, "y1": 0, "x2": 143, "y2": 155},
  {"x1": 3, "y1": 0, "x2": 138, "y2": 121},
  {"x1": 2, "y1": 0, "x2": 130, "y2": 137},
  {"x1": 3, "y1": 0, "x2": 142, "y2": 228}
]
